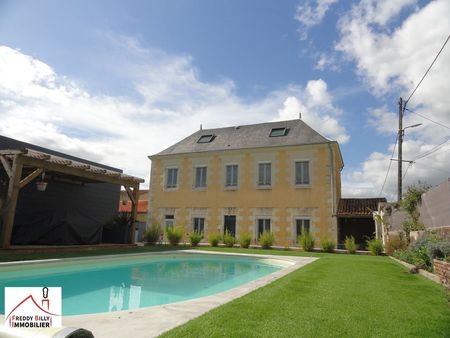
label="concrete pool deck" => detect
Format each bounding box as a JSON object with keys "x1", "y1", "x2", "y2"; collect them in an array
[{"x1": 1, "y1": 250, "x2": 318, "y2": 338}]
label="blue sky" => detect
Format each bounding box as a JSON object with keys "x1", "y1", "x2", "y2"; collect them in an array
[{"x1": 0, "y1": 0, "x2": 449, "y2": 199}]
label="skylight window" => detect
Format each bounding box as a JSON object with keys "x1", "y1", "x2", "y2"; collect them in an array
[
  {"x1": 269, "y1": 127, "x2": 288, "y2": 137},
  {"x1": 197, "y1": 134, "x2": 215, "y2": 143}
]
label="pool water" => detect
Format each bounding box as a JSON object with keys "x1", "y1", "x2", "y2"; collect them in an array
[{"x1": 0, "y1": 253, "x2": 283, "y2": 315}]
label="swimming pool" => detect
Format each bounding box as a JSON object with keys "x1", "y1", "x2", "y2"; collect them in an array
[{"x1": 0, "y1": 252, "x2": 286, "y2": 315}]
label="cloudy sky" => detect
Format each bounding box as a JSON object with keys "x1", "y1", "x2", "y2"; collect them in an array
[{"x1": 0, "y1": 0, "x2": 449, "y2": 199}]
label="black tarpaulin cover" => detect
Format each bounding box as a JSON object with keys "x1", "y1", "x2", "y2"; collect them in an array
[{"x1": 12, "y1": 209, "x2": 103, "y2": 245}]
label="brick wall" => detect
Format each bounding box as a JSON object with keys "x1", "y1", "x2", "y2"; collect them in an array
[{"x1": 433, "y1": 259, "x2": 450, "y2": 289}]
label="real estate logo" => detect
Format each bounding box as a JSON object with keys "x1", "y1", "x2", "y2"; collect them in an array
[{"x1": 4, "y1": 287, "x2": 62, "y2": 328}]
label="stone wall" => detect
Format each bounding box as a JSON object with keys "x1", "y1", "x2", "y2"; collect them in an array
[{"x1": 433, "y1": 259, "x2": 450, "y2": 289}]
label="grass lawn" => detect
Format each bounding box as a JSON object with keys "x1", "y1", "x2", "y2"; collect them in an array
[{"x1": 160, "y1": 247, "x2": 450, "y2": 338}]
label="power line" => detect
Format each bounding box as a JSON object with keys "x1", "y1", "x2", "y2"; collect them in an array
[
  {"x1": 379, "y1": 134, "x2": 398, "y2": 197},
  {"x1": 402, "y1": 162, "x2": 412, "y2": 180},
  {"x1": 406, "y1": 109, "x2": 450, "y2": 130},
  {"x1": 405, "y1": 34, "x2": 450, "y2": 106},
  {"x1": 414, "y1": 139, "x2": 449, "y2": 161}
]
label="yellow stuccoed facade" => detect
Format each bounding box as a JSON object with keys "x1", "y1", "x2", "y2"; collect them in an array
[{"x1": 148, "y1": 141, "x2": 343, "y2": 247}]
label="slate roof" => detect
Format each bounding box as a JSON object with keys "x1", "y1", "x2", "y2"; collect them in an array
[
  {"x1": 337, "y1": 198, "x2": 387, "y2": 217},
  {"x1": 152, "y1": 119, "x2": 333, "y2": 157}
]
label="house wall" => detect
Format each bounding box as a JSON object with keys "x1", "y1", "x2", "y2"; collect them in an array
[
  {"x1": 149, "y1": 142, "x2": 342, "y2": 246},
  {"x1": 389, "y1": 179, "x2": 450, "y2": 233}
]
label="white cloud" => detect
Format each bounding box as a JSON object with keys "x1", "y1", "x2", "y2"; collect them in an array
[
  {"x1": 274, "y1": 79, "x2": 350, "y2": 143},
  {"x1": 0, "y1": 43, "x2": 349, "y2": 187},
  {"x1": 295, "y1": 0, "x2": 338, "y2": 40},
  {"x1": 337, "y1": 0, "x2": 450, "y2": 199}
]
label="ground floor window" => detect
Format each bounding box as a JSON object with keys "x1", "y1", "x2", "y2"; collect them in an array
[
  {"x1": 257, "y1": 218, "x2": 271, "y2": 237},
  {"x1": 193, "y1": 217, "x2": 205, "y2": 233},
  {"x1": 164, "y1": 215, "x2": 174, "y2": 228},
  {"x1": 296, "y1": 219, "x2": 310, "y2": 238}
]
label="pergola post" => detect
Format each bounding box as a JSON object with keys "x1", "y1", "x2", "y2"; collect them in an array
[
  {"x1": 129, "y1": 185, "x2": 139, "y2": 244},
  {"x1": 1, "y1": 155, "x2": 23, "y2": 249}
]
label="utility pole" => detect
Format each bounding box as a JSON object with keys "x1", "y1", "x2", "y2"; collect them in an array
[{"x1": 397, "y1": 97, "x2": 404, "y2": 202}]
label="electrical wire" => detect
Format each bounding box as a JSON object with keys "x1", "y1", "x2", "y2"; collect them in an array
[
  {"x1": 414, "y1": 139, "x2": 449, "y2": 161},
  {"x1": 379, "y1": 134, "x2": 398, "y2": 197},
  {"x1": 405, "y1": 109, "x2": 450, "y2": 130},
  {"x1": 405, "y1": 34, "x2": 450, "y2": 106},
  {"x1": 402, "y1": 162, "x2": 412, "y2": 180}
]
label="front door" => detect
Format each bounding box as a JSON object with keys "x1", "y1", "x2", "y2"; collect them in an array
[{"x1": 224, "y1": 215, "x2": 236, "y2": 237}]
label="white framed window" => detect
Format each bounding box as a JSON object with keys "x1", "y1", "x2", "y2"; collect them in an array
[
  {"x1": 164, "y1": 215, "x2": 174, "y2": 228},
  {"x1": 258, "y1": 162, "x2": 271, "y2": 186},
  {"x1": 257, "y1": 218, "x2": 271, "y2": 237},
  {"x1": 295, "y1": 161, "x2": 310, "y2": 185},
  {"x1": 194, "y1": 166, "x2": 207, "y2": 188},
  {"x1": 225, "y1": 164, "x2": 238, "y2": 187},
  {"x1": 296, "y1": 218, "x2": 310, "y2": 238},
  {"x1": 165, "y1": 168, "x2": 178, "y2": 188},
  {"x1": 193, "y1": 217, "x2": 205, "y2": 233}
]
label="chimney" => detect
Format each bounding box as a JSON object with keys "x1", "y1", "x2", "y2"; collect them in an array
[
  {"x1": 200, "y1": 124, "x2": 203, "y2": 130},
  {"x1": 299, "y1": 112, "x2": 302, "y2": 119}
]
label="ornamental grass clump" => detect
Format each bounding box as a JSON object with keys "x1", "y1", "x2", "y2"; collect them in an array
[
  {"x1": 189, "y1": 231, "x2": 203, "y2": 247},
  {"x1": 259, "y1": 231, "x2": 275, "y2": 249},
  {"x1": 208, "y1": 232, "x2": 221, "y2": 247},
  {"x1": 165, "y1": 226, "x2": 184, "y2": 246},
  {"x1": 223, "y1": 230, "x2": 236, "y2": 248},
  {"x1": 144, "y1": 224, "x2": 161, "y2": 245},
  {"x1": 367, "y1": 238, "x2": 384, "y2": 256},
  {"x1": 321, "y1": 238, "x2": 336, "y2": 253},
  {"x1": 345, "y1": 236, "x2": 357, "y2": 254},
  {"x1": 299, "y1": 232, "x2": 315, "y2": 252},
  {"x1": 239, "y1": 232, "x2": 252, "y2": 248}
]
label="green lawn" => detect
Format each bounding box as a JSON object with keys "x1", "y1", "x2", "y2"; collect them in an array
[{"x1": 160, "y1": 247, "x2": 450, "y2": 338}]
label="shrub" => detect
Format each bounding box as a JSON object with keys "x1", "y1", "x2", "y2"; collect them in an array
[
  {"x1": 223, "y1": 230, "x2": 236, "y2": 248},
  {"x1": 345, "y1": 236, "x2": 357, "y2": 254},
  {"x1": 385, "y1": 233, "x2": 407, "y2": 255},
  {"x1": 165, "y1": 226, "x2": 184, "y2": 246},
  {"x1": 393, "y1": 247, "x2": 431, "y2": 271},
  {"x1": 259, "y1": 231, "x2": 275, "y2": 249},
  {"x1": 321, "y1": 238, "x2": 336, "y2": 253},
  {"x1": 299, "y1": 232, "x2": 315, "y2": 252},
  {"x1": 208, "y1": 232, "x2": 221, "y2": 247},
  {"x1": 189, "y1": 231, "x2": 203, "y2": 247},
  {"x1": 367, "y1": 238, "x2": 384, "y2": 256},
  {"x1": 239, "y1": 232, "x2": 252, "y2": 248},
  {"x1": 144, "y1": 224, "x2": 161, "y2": 245}
]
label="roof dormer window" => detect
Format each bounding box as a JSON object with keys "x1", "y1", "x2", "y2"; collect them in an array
[
  {"x1": 197, "y1": 134, "x2": 215, "y2": 143},
  {"x1": 269, "y1": 127, "x2": 288, "y2": 137}
]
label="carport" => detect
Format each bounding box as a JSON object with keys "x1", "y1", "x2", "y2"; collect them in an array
[{"x1": 337, "y1": 198, "x2": 386, "y2": 250}]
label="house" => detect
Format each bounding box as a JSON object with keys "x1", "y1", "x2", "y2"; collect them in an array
[
  {"x1": 119, "y1": 189, "x2": 149, "y2": 242},
  {"x1": 148, "y1": 119, "x2": 343, "y2": 246},
  {"x1": 0, "y1": 135, "x2": 144, "y2": 248},
  {"x1": 119, "y1": 189, "x2": 149, "y2": 223}
]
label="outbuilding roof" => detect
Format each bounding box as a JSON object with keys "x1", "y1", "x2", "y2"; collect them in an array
[
  {"x1": 151, "y1": 119, "x2": 332, "y2": 157},
  {"x1": 337, "y1": 198, "x2": 387, "y2": 217}
]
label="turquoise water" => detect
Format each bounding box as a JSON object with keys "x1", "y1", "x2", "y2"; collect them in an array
[{"x1": 0, "y1": 253, "x2": 282, "y2": 315}]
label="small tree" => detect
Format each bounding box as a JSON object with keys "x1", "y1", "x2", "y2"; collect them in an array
[{"x1": 401, "y1": 182, "x2": 430, "y2": 241}]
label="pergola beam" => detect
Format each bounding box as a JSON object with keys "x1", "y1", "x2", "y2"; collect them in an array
[
  {"x1": 20, "y1": 156, "x2": 143, "y2": 186},
  {"x1": 0, "y1": 155, "x2": 12, "y2": 178},
  {"x1": 19, "y1": 168, "x2": 44, "y2": 189}
]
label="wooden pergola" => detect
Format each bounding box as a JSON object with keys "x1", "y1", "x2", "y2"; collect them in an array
[{"x1": 0, "y1": 149, "x2": 144, "y2": 249}]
